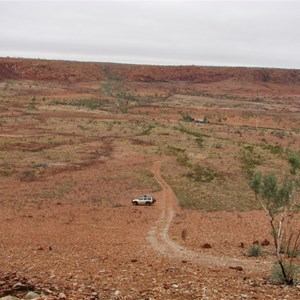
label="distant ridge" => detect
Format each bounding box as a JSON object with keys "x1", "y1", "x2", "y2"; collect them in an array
[{"x1": 1, "y1": 57, "x2": 300, "y2": 85}]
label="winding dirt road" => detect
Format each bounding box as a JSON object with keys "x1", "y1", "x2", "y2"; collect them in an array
[{"x1": 147, "y1": 160, "x2": 270, "y2": 272}]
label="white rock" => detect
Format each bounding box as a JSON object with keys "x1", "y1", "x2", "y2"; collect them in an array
[
  {"x1": 12, "y1": 282, "x2": 27, "y2": 290},
  {"x1": 24, "y1": 291, "x2": 40, "y2": 299},
  {"x1": 58, "y1": 292, "x2": 67, "y2": 299},
  {"x1": 44, "y1": 288, "x2": 53, "y2": 294}
]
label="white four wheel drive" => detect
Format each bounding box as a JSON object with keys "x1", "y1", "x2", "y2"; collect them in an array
[{"x1": 132, "y1": 195, "x2": 156, "y2": 206}]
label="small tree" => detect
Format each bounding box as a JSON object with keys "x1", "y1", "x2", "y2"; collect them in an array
[{"x1": 250, "y1": 172, "x2": 299, "y2": 285}]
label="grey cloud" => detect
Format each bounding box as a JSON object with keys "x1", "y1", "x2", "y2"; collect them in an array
[{"x1": 0, "y1": 1, "x2": 299, "y2": 68}]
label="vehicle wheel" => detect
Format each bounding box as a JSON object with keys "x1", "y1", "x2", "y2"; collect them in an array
[
  {"x1": 146, "y1": 202, "x2": 151, "y2": 206},
  {"x1": 134, "y1": 202, "x2": 138, "y2": 205}
]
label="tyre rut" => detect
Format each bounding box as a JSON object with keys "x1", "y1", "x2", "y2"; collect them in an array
[{"x1": 147, "y1": 160, "x2": 270, "y2": 272}]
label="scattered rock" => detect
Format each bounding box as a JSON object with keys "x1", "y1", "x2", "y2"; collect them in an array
[
  {"x1": 24, "y1": 291, "x2": 40, "y2": 299},
  {"x1": 181, "y1": 260, "x2": 188, "y2": 264},
  {"x1": 13, "y1": 282, "x2": 29, "y2": 290},
  {"x1": 165, "y1": 266, "x2": 178, "y2": 272},
  {"x1": 202, "y1": 243, "x2": 212, "y2": 249},
  {"x1": 229, "y1": 266, "x2": 244, "y2": 271},
  {"x1": 239, "y1": 242, "x2": 245, "y2": 248},
  {"x1": 130, "y1": 259, "x2": 138, "y2": 263},
  {"x1": 44, "y1": 288, "x2": 54, "y2": 294},
  {"x1": 261, "y1": 239, "x2": 270, "y2": 246},
  {"x1": 0, "y1": 296, "x2": 20, "y2": 300},
  {"x1": 58, "y1": 292, "x2": 66, "y2": 299},
  {"x1": 163, "y1": 283, "x2": 170, "y2": 290}
]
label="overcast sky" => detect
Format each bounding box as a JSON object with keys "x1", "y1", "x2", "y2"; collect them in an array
[{"x1": 0, "y1": 1, "x2": 300, "y2": 69}]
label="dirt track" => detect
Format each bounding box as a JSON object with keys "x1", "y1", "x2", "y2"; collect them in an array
[{"x1": 148, "y1": 160, "x2": 270, "y2": 272}]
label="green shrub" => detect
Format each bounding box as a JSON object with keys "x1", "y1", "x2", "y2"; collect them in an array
[
  {"x1": 165, "y1": 145, "x2": 185, "y2": 156},
  {"x1": 250, "y1": 172, "x2": 300, "y2": 285},
  {"x1": 187, "y1": 165, "x2": 217, "y2": 182},
  {"x1": 176, "y1": 193, "x2": 192, "y2": 208},
  {"x1": 272, "y1": 130, "x2": 285, "y2": 139},
  {"x1": 178, "y1": 126, "x2": 209, "y2": 138},
  {"x1": 51, "y1": 99, "x2": 100, "y2": 110},
  {"x1": 260, "y1": 144, "x2": 283, "y2": 155},
  {"x1": 240, "y1": 147, "x2": 262, "y2": 178},
  {"x1": 176, "y1": 153, "x2": 191, "y2": 167},
  {"x1": 270, "y1": 262, "x2": 300, "y2": 285},
  {"x1": 141, "y1": 124, "x2": 155, "y2": 135},
  {"x1": 75, "y1": 99, "x2": 99, "y2": 110},
  {"x1": 281, "y1": 232, "x2": 300, "y2": 258},
  {"x1": 214, "y1": 143, "x2": 223, "y2": 149},
  {"x1": 289, "y1": 155, "x2": 300, "y2": 175},
  {"x1": 247, "y1": 243, "x2": 262, "y2": 257},
  {"x1": 196, "y1": 137, "x2": 205, "y2": 148},
  {"x1": 284, "y1": 246, "x2": 300, "y2": 258},
  {"x1": 0, "y1": 170, "x2": 13, "y2": 177},
  {"x1": 27, "y1": 103, "x2": 37, "y2": 110},
  {"x1": 179, "y1": 111, "x2": 194, "y2": 122}
]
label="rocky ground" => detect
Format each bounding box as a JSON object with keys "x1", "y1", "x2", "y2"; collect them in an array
[
  {"x1": 1, "y1": 158, "x2": 300, "y2": 299},
  {"x1": 1, "y1": 58, "x2": 300, "y2": 299}
]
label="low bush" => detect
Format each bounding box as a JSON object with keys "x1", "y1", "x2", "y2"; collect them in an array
[
  {"x1": 247, "y1": 243, "x2": 262, "y2": 257},
  {"x1": 179, "y1": 111, "x2": 194, "y2": 122},
  {"x1": 196, "y1": 137, "x2": 205, "y2": 148},
  {"x1": 270, "y1": 262, "x2": 300, "y2": 285},
  {"x1": 240, "y1": 147, "x2": 262, "y2": 178},
  {"x1": 288, "y1": 155, "x2": 300, "y2": 175},
  {"x1": 187, "y1": 165, "x2": 217, "y2": 182},
  {"x1": 27, "y1": 103, "x2": 37, "y2": 110},
  {"x1": 165, "y1": 145, "x2": 185, "y2": 156},
  {"x1": 260, "y1": 144, "x2": 283, "y2": 155},
  {"x1": 177, "y1": 126, "x2": 209, "y2": 138},
  {"x1": 176, "y1": 153, "x2": 191, "y2": 167},
  {"x1": 141, "y1": 124, "x2": 155, "y2": 135}
]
